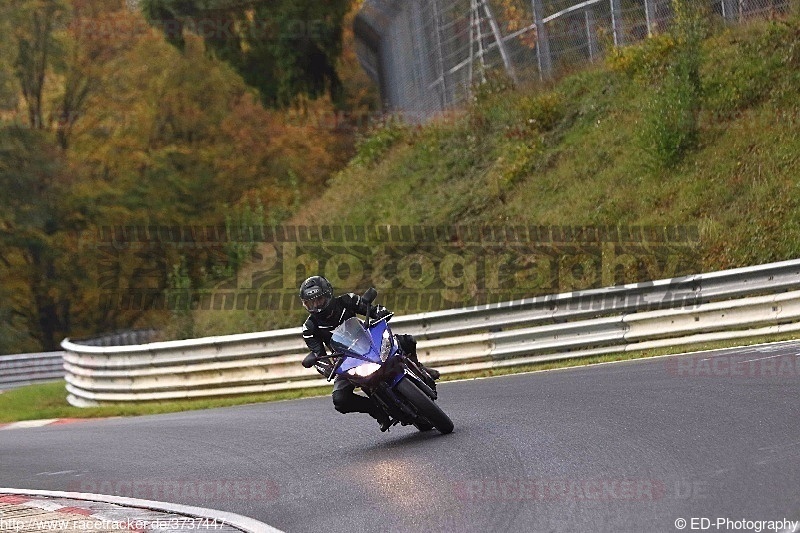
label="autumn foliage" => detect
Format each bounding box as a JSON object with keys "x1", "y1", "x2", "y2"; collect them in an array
[{"x1": 0, "y1": 0, "x2": 369, "y2": 353}]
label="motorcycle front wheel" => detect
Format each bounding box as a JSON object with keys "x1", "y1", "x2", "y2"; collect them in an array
[{"x1": 395, "y1": 377, "x2": 454, "y2": 434}]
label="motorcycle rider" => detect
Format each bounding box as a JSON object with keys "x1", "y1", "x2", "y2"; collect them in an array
[{"x1": 298, "y1": 275, "x2": 440, "y2": 432}]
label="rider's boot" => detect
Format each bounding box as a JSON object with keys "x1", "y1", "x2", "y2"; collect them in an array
[
  {"x1": 397, "y1": 333, "x2": 441, "y2": 381},
  {"x1": 410, "y1": 350, "x2": 441, "y2": 381},
  {"x1": 370, "y1": 406, "x2": 392, "y2": 432},
  {"x1": 421, "y1": 364, "x2": 441, "y2": 380}
]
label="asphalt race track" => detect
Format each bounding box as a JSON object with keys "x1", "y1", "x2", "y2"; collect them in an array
[{"x1": 2, "y1": 341, "x2": 800, "y2": 532}]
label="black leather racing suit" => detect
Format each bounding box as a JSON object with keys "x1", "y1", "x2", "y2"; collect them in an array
[{"x1": 301, "y1": 293, "x2": 416, "y2": 421}]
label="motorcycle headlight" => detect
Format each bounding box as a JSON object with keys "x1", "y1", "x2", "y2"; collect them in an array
[
  {"x1": 346, "y1": 363, "x2": 381, "y2": 378},
  {"x1": 379, "y1": 330, "x2": 392, "y2": 362}
]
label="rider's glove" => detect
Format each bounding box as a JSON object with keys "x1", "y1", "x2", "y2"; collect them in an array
[
  {"x1": 371, "y1": 307, "x2": 393, "y2": 321},
  {"x1": 302, "y1": 352, "x2": 319, "y2": 368}
]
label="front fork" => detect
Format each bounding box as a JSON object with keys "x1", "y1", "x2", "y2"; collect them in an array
[
  {"x1": 403, "y1": 357, "x2": 438, "y2": 398},
  {"x1": 367, "y1": 363, "x2": 438, "y2": 424}
]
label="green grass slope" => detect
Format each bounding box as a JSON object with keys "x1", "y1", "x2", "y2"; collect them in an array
[
  {"x1": 293, "y1": 16, "x2": 800, "y2": 272},
  {"x1": 181, "y1": 13, "x2": 800, "y2": 340}
]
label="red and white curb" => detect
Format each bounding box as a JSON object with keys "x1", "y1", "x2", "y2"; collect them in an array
[
  {"x1": 0, "y1": 418, "x2": 97, "y2": 431},
  {"x1": 0, "y1": 493, "x2": 140, "y2": 531},
  {"x1": 0, "y1": 489, "x2": 282, "y2": 532}
]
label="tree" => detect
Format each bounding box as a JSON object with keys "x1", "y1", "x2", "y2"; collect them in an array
[
  {"x1": 0, "y1": 126, "x2": 73, "y2": 350},
  {"x1": 0, "y1": 1, "x2": 356, "y2": 353},
  {"x1": 140, "y1": 0, "x2": 351, "y2": 107},
  {"x1": 3, "y1": 0, "x2": 68, "y2": 129},
  {"x1": 52, "y1": 0, "x2": 111, "y2": 149}
]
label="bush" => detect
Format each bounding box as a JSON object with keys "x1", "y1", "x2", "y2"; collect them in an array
[
  {"x1": 351, "y1": 119, "x2": 409, "y2": 167},
  {"x1": 518, "y1": 91, "x2": 565, "y2": 133},
  {"x1": 606, "y1": 34, "x2": 677, "y2": 82},
  {"x1": 638, "y1": 59, "x2": 700, "y2": 168},
  {"x1": 471, "y1": 68, "x2": 517, "y2": 104},
  {"x1": 637, "y1": 0, "x2": 704, "y2": 168}
]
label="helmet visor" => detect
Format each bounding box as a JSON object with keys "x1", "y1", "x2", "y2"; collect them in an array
[{"x1": 302, "y1": 295, "x2": 330, "y2": 312}]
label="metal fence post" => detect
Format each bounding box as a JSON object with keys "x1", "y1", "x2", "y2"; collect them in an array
[
  {"x1": 472, "y1": 0, "x2": 489, "y2": 83},
  {"x1": 644, "y1": 0, "x2": 656, "y2": 35},
  {"x1": 532, "y1": 0, "x2": 552, "y2": 79},
  {"x1": 480, "y1": 0, "x2": 519, "y2": 83},
  {"x1": 722, "y1": 0, "x2": 740, "y2": 20},
  {"x1": 586, "y1": 9, "x2": 598, "y2": 61},
  {"x1": 430, "y1": 0, "x2": 450, "y2": 109},
  {"x1": 610, "y1": 0, "x2": 625, "y2": 46}
]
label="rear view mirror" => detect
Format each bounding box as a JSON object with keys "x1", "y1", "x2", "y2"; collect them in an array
[{"x1": 362, "y1": 287, "x2": 378, "y2": 305}]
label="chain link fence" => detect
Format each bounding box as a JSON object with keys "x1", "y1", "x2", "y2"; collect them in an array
[{"x1": 354, "y1": 0, "x2": 792, "y2": 120}]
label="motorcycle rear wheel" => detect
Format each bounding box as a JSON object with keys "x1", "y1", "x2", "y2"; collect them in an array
[{"x1": 396, "y1": 377, "x2": 454, "y2": 434}]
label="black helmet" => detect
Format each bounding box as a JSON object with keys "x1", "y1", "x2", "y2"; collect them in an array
[{"x1": 299, "y1": 276, "x2": 334, "y2": 313}]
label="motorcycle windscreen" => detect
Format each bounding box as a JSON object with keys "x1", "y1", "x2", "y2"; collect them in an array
[{"x1": 330, "y1": 317, "x2": 373, "y2": 356}]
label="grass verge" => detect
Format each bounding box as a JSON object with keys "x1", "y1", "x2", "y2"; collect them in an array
[{"x1": 0, "y1": 383, "x2": 333, "y2": 424}]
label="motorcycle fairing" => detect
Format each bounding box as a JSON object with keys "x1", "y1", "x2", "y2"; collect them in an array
[{"x1": 330, "y1": 317, "x2": 397, "y2": 375}]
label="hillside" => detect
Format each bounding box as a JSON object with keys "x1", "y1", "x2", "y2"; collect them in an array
[
  {"x1": 185, "y1": 13, "x2": 800, "y2": 337},
  {"x1": 202, "y1": 14, "x2": 798, "y2": 333},
  {"x1": 292, "y1": 16, "x2": 800, "y2": 270}
]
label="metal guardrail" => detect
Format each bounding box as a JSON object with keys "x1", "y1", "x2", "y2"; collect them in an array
[
  {"x1": 74, "y1": 329, "x2": 159, "y2": 348},
  {"x1": 0, "y1": 330, "x2": 155, "y2": 391},
  {"x1": 61, "y1": 259, "x2": 800, "y2": 407},
  {"x1": 0, "y1": 352, "x2": 65, "y2": 390}
]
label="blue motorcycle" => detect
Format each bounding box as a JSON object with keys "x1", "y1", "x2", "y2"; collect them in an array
[{"x1": 311, "y1": 288, "x2": 454, "y2": 434}]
